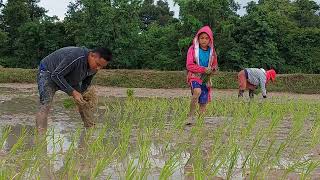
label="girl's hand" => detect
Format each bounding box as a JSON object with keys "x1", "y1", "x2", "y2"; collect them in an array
[
  {"x1": 205, "y1": 67, "x2": 212, "y2": 74},
  {"x1": 211, "y1": 69, "x2": 218, "y2": 75}
]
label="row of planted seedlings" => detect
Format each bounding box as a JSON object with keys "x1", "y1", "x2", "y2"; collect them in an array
[
  {"x1": 0, "y1": 96, "x2": 319, "y2": 179},
  {"x1": 207, "y1": 97, "x2": 320, "y2": 179}
]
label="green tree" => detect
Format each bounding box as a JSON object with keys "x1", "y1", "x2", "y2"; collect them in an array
[
  {"x1": 2, "y1": 0, "x2": 29, "y2": 44},
  {"x1": 139, "y1": 23, "x2": 183, "y2": 70},
  {"x1": 175, "y1": 0, "x2": 240, "y2": 70},
  {"x1": 139, "y1": 0, "x2": 176, "y2": 30},
  {"x1": 65, "y1": 0, "x2": 143, "y2": 68},
  {"x1": 27, "y1": 0, "x2": 47, "y2": 20},
  {"x1": 0, "y1": 0, "x2": 69, "y2": 68},
  {"x1": 292, "y1": 0, "x2": 320, "y2": 28},
  {"x1": 0, "y1": 0, "x2": 319, "y2": 72}
]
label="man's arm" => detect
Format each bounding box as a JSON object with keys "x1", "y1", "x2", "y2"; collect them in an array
[
  {"x1": 260, "y1": 76, "x2": 267, "y2": 98},
  {"x1": 50, "y1": 55, "x2": 85, "y2": 95}
]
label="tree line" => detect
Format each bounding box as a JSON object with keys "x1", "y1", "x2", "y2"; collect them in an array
[{"x1": 0, "y1": 0, "x2": 319, "y2": 73}]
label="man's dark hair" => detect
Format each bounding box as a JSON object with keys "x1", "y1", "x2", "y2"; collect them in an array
[{"x1": 92, "y1": 47, "x2": 113, "y2": 62}]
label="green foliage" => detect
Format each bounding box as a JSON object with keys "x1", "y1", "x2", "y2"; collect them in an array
[
  {"x1": 139, "y1": 23, "x2": 184, "y2": 70},
  {"x1": 139, "y1": 0, "x2": 176, "y2": 30},
  {"x1": 63, "y1": 98, "x2": 76, "y2": 109},
  {"x1": 1, "y1": 96, "x2": 320, "y2": 178},
  {"x1": 126, "y1": 88, "x2": 135, "y2": 98},
  {"x1": 0, "y1": 29, "x2": 8, "y2": 54},
  {"x1": 0, "y1": 0, "x2": 70, "y2": 68},
  {"x1": 0, "y1": 0, "x2": 319, "y2": 73}
]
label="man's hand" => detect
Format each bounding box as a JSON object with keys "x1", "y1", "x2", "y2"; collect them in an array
[{"x1": 72, "y1": 90, "x2": 86, "y2": 105}]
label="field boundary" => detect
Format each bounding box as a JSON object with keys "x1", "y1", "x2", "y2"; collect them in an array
[{"x1": 0, "y1": 68, "x2": 319, "y2": 94}]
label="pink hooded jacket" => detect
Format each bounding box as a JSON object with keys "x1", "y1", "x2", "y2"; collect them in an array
[
  {"x1": 186, "y1": 26, "x2": 218, "y2": 101},
  {"x1": 186, "y1": 26, "x2": 218, "y2": 84}
]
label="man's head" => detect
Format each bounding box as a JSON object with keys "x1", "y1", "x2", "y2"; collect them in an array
[
  {"x1": 198, "y1": 32, "x2": 210, "y2": 50},
  {"x1": 88, "y1": 47, "x2": 112, "y2": 70}
]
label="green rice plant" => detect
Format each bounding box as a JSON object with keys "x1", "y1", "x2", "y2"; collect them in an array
[
  {"x1": 126, "y1": 88, "x2": 135, "y2": 99},
  {"x1": 240, "y1": 112, "x2": 258, "y2": 140},
  {"x1": 0, "y1": 126, "x2": 11, "y2": 149},
  {"x1": 9, "y1": 126, "x2": 28, "y2": 155},
  {"x1": 118, "y1": 120, "x2": 133, "y2": 160},
  {"x1": 226, "y1": 144, "x2": 241, "y2": 180},
  {"x1": 137, "y1": 128, "x2": 151, "y2": 175},
  {"x1": 88, "y1": 124, "x2": 110, "y2": 155},
  {"x1": 207, "y1": 125, "x2": 229, "y2": 177},
  {"x1": 300, "y1": 160, "x2": 320, "y2": 180},
  {"x1": 0, "y1": 95, "x2": 319, "y2": 179},
  {"x1": 25, "y1": 139, "x2": 49, "y2": 179},
  {"x1": 59, "y1": 128, "x2": 82, "y2": 179},
  {"x1": 208, "y1": 148, "x2": 229, "y2": 178},
  {"x1": 18, "y1": 150, "x2": 35, "y2": 179},
  {"x1": 159, "y1": 149, "x2": 182, "y2": 179},
  {"x1": 193, "y1": 150, "x2": 206, "y2": 179},
  {"x1": 170, "y1": 99, "x2": 189, "y2": 130},
  {"x1": 24, "y1": 129, "x2": 59, "y2": 179},
  {"x1": 124, "y1": 159, "x2": 138, "y2": 180},
  {"x1": 91, "y1": 149, "x2": 117, "y2": 179},
  {"x1": 0, "y1": 169, "x2": 16, "y2": 180},
  {"x1": 137, "y1": 158, "x2": 150, "y2": 179},
  {"x1": 62, "y1": 98, "x2": 76, "y2": 109},
  {"x1": 241, "y1": 128, "x2": 266, "y2": 170},
  {"x1": 133, "y1": 128, "x2": 152, "y2": 179},
  {"x1": 280, "y1": 161, "x2": 301, "y2": 180},
  {"x1": 250, "y1": 139, "x2": 276, "y2": 179},
  {"x1": 274, "y1": 141, "x2": 289, "y2": 165},
  {"x1": 310, "y1": 115, "x2": 320, "y2": 147}
]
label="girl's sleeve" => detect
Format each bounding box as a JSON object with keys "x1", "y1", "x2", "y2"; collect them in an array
[
  {"x1": 186, "y1": 47, "x2": 206, "y2": 73},
  {"x1": 211, "y1": 47, "x2": 218, "y2": 70}
]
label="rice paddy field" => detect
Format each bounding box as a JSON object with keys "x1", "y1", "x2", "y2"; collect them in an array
[{"x1": 0, "y1": 84, "x2": 319, "y2": 179}]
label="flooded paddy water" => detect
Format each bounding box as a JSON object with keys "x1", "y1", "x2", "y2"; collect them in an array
[{"x1": 0, "y1": 84, "x2": 319, "y2": 179}]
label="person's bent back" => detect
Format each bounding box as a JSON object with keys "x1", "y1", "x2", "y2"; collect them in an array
[{"x1": 36, "y1": 46, "x2": 112, "y2": 133}]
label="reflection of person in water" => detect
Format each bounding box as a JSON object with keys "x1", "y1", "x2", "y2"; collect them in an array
[
  {"x1": 56, "y1": 129, "x2": 92, "y2": 178},
  {"x1": 78, "y1": 129, "x2": 95, "y2": 177}
]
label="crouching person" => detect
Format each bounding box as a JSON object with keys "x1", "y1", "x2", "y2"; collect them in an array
[
  {"x1": 238, "y1": 68, "x2": 276, "y2": 99},
  {"x1": 35, "y1": 46, "x2": 112, "y2": 133}
]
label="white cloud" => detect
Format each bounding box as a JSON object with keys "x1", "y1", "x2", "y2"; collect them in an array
[{"x1": 38, "y1": 0, "x2": 73, "y2": 20}]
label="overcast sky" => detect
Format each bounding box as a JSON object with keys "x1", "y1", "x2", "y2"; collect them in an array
[{"x1": 3, "y1": 0, "x2": 320, "y2": 20}]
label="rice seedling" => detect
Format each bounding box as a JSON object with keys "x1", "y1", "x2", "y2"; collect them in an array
[
  {"x1": 0, "y1": 95, "x2": 319, "y2": 179},
  {"x1": 91, "y1": 149, "x2": 117, "y2": 179},
  {"x1": 0, "y1": 126, "x2": 11, "y2": 149},
  {"x1": 159, "y1": 147, "x2": 182, "y2": 179},
  {"x1": 124, "y1": 158, "x2": 138, "y2": 180},
  {"x1": 300, "y1": 160, "x2": 320, "y2": 179}
]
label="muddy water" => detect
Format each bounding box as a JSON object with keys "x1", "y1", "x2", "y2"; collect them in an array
[
  {"x1": 0, "y1": 87, "x2": 192, "y2": 179},
  {"x1": 0, "y1": 86, "x2": 319, "y2": 179}
]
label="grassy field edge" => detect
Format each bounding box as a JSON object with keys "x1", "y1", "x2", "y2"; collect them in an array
[{"x1": 0, "y1": 68, "x2": 319, "y2": 94}]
